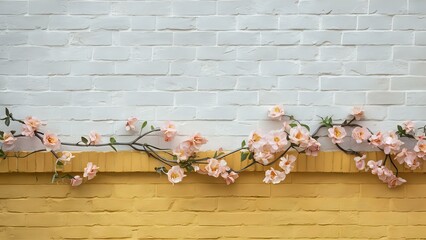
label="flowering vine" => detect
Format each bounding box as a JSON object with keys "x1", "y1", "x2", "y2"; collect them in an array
[{"x1": 0, "y1": 106, "x2": 425, "y2": 189}]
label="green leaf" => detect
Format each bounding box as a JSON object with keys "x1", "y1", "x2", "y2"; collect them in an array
[
  {"x1": 5, "y1": 118, "x2": 10, "y2": 127},
  {"x1": 109, "y1": 136, "x2": 117, "y2": 144},
  {"x1": 397, "y1": 125, "x2": 403, "y2": 133},
  {"x1": 5, "y1": 108, "x2": 9, "y2": 117},
  {"x1": 301, "y1": 124, "x2": 310, "y2": 131},
  {"x1": 56, "y1": 161, "x2": 64, "y2": 166},
  {"x1": 151, "y1": 125, "x2": 155, "y2": 130},
  {"x1": 109, "y1": 144, "x2": 117, "y2": 152},
  {"x1": 81, "y1": 137, "x2": 88, "y2": 145},
  {"x1": 0, "y1": 149, "x2": 5, "y2": 159},
  {"x1": 248, "y1": 152, "x2": 254, "y2": 160},
  {"x1": 289, "y1": 123, "x2": 297, "y2": 128},
  {"x1": 213, "y1": 151, "x2": 218, "y2": 158},
  {"x1": 241, "y1": 140, "x2": 246, "y2": 148},
  {"x1": 51, "y1": 173, "x2": 58, "y2": 183},
  {"x1": 240, "y1": 151, "x2": 249, "y2": 161},
  {"x1": 141, "y1": 121, "x2": 147, "y2": 131},
  {"x1": 0, "y1": 131, "x2": 4, "y2": 137},
  {"x1": 185, "y1": 165, "x2": 194, "y2": 172},
  {"x1": 10, "y1": 130, "x2": 15, "y2": 135},
  {"x1": 155, "y1": 166, "x2": 166, "y2": 175}
]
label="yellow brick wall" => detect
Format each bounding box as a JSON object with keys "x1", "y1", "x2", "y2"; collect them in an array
[
  {"x1": 1, "y1": 172, "x2": 426, "y2": 239},
  {"x1": 1, "y1": 152, "x2": 426, "y2": 239}
]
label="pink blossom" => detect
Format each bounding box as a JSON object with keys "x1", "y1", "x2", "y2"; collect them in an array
[
  {"x1": 70, "y1": 175, "x2": 83, "y2": 187},
  {"x1": 222, "y1": 171, "x2": 239, "y2": 185},
  {"x1": 22, "y1": 124, "x2": 35, "y2": 137},
  {"x1": 367, "y1": 160, "x2": 383, "y2": 175},
  {"x1": 352, "y1": 127, "x2": 371, "y2": 144},
  {"x1": 266, "y1": 130, "x2": 288, "y2": 153},
  {"x1": 253, "y1": 150, "x2": 274, "y2": 165},
  {"x1": 416, "y1": 133, "x2": 425, "y2": 141},
  {"x1": 354, "y1": 155, "x2": 366, "y2": 170},
  {"x1": 173, "y1": 140, "x2": 196, "y2": 162},
  {"x1": 167, "y1": 166, "x2": 186, "y2": 184},
  {"x1": 288, "y1": 125, "x2": 310, "y2": 147},
  {"x1": 58, "y1": 151, "x2": 75, "y2": 164},
  {"x1": 248, "y1": 130, "x2": 266, "y2": 152},
  {"x1": 1, "y1": 132, "x2": 17, "y2": 150},
  {"x1": 387, "y1": 176, "x2": 406, "y2": 188},
  {"x1": 43, "y1": 132, "x2": 61, "y2": 151},
  {"x1": 305, "y1": 137, "x2": 321, "y2": 156},
  {"x1": 189, "y1": 132, "x2": 208, "y2": 149},
  {"x1": 395, "y1": 148, "x2": 418, "y2": 167},
  {"x1": 89, "y1": 131, "x2": 101, "y2": 145},
  {"x1": 352, "y1": 106, "x2": 364, "y2": 120},
  {"x1": 263, "y1": 168, "x2": 286, "y2": 184},
  {"x1": 205, "y1": 158, "x2": 228, "y2": 178},
  {"x1": 268, "y1": 105, "x2": 285, "y2": 120},
  {"x1": 328, "y1": 126, "x2": 347, "y2": 144},
  {"x1": 21, "y1": 116, "x2": 43, "y2": 137},
  {"x1": 125, "y1": 117, "x2": 138, "y2": 131},
  {"x1": 369, "y1": 132, "x2": 383, "y2": 147},
  {"x1": 402, "y1": 121, "x2": 415, "y2": 133},
  {"x1": 382, "y1": 131, "x2": 403, "y2": 154},
  {"x1": 282, "y1": 121, "x2": 291, "y2": 132},
  {"x1": 161, "y1": 121, "x2": 177, "y2": 142},
  {"x1": 83, "y1": 162, "x2": 99, "y2": 180},
  {"x1": 414, "y1": 139, "x2": 426, "y2": 159},
  {"x1": 279, "y1": 154, "x2": 296, "y2": 174}
]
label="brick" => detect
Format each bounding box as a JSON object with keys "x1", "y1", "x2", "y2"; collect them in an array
[
  {"x1": 321, "y1": 16, "x2": 356, "y2": 30},
  {"x1": 112, "y1": 2, "x2": 171, "y2": 16},
  {"x1": 115, "y1": 62, "x2": 169, "y2": 75},
  {"x1": 157, "y1": 17, "x2": 194, "y2": 30},
  {"x1": 153, "y1": 47, "x2": 196, "y2": 60},
  {"x1": 342, "y1": 31, "x2": 412, "y2": 45},
  {"x1": 409, "y1": 0, "x2": 426, "y2": 13},
  {"x1": 358, "y1": 16, "x2": 392, "y2": 30},
  {"x1": 28, "y1": 31, "x2": 69, "y2": 46},
  {"x1": 218, "y1": 32, "x2": 260, "y2": 46},
  {"x1": 68, "y1": 1, "x2": 110, "y2": 15},
  {"x1": 367, "y1": 92, "x2": 405, "y2": 105},
  {"x1": 261, "y1": 32, "x2": 301, "y2": 45},
  {"x1": 92, "y1": 17, "x2": 130, "y2": 30},
  {"x1": 197, "y1": 16, "x2": 236, "y2": 31},
  {"x1": 29, "y1": 0, "x2": 67, "y2": 14},
  {"x1": 172, "y1": 1, "x2": 216, "y2": 16},
  {"x1": 198, "y1": 47, "x2": 236, "y2": 61},
  {"x1": 0, "y1": 1, "x2": 27, "y2": 15},
  {"x1": 321, "y1": 77, "x2": 389, "y2": 91},
  {"x1": 238, "y1": 16, "x2": 278, "y2": 30},
  {"x1": 278, "y1": 46, "x2": 318, "y2": 60},
  {"x1": 120, "y1": 32, "x2": 173, "y2": 46},
  {"x1": 280, "y1": 15, "x2": 319, "y2": 30},
  {"x1": 49, "y1": 16, "x2": 90, "y2": 30},
  {"x1": 299, "y1": 0, "x2": 368, "y2": 14},
  {"x1": 302, "y1": 31, "x2": 342, "y2": 45}
]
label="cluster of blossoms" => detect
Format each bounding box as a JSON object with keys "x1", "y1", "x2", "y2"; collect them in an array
[{"x1": 1, "y1": 105, "x2": 425, "y2": 189}]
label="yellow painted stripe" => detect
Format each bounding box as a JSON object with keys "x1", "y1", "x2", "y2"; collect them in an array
[{"x1": 0, "y1": 151, "x2": 412, "y2": 173}]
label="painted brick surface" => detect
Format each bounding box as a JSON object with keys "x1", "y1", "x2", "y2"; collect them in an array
[
  {"x1": 0, "y1": 172, "x2": 426, "y2": 239},
  {"x1": 0, "y1": 0, "x2": 426, "y2": 152}
]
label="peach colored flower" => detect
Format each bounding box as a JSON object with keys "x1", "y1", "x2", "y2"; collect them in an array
[
  {"x1": 125, "y1": 117, "x2": 138, "y2": 131},
  {"x1": 352, "y1": 106, "x2": 364, "y2": 120},
  {"x1": 282, "y1": 121, "x2": 291, "y2": 132},
  {"x1": 263, "y1": 168, "x2": 286, "y2": 184},
  {"x1": 353, "y1": 155, "x2": 366, "y2": 170},
  {"x1": 352, "y1": 127, "x2": 371, "y2": 144},
  {"x1": 279, "y1": 154, "x2": 296, "y2": 174},
  {"x1": 21, "y1": 116, "x2": 43, "y2": 137},
  {"x1": 173, "y1": 140, "x2": 196, "y2": 162},
  {"x1": 43, "y1": 132, "x2": 61, "y2": 151},
  {"x1": 369, "y1": 131, "x2": 383, "y2": 147},
  {"x1": 289, "y1": 125, "x2": 310, "y2": 147},
  {"x1": 267, "y1": 130, "x2": 288, "y2": 153},
  {"x1": 402, "y1": 121, "x2": 415, "y2": 133},
  {"x1": 305, "y1": 137, "x2": 321, "y2": 156},
  {"x1": 387, "y1": 176, "x2": 406, "y2": 188},
  {"x1": 382, "y1": 131, "x2": 403, "y2": 154},
  {"x1": 89, "y1": 131, "x2": 101, "y2": 145},
  {"x1": 167, "y1": 165, "x2": 186, "y2": 184},
  {"x1": 248, "y1": 130, "x2": 266, "y2": 152},
  {"x1": 83, "y1": 162, "x2": 99, "y2": 180},
  {"x1": 328, "y1": 126, "x2": 347, "y2": 144},
  {"x1": 268, "y1": 105, "x2": 285, "y2": 120},
  {"x1": 414, "y1": 139, "x2": 426, "y2": 159},
  {"x1": 161, "y1": 121, "x2": 177, "y2": 142},
  {"x1": 190, "y1": 132, "x2": 208, "y2": 149},
  {"x1": 1, "y1": 132, "x2": 17, "y2": 150},
  {"x1": 205, "y1": 158, "x2": 228, "y2": 178},
  {"x1": 58, "y1": 151, "x2": 75, "y2": 164},
  {"x1": 70, "y1": 175, "x2": 83, "y2": 187},
  {"x1": 367, "y1": 160, "x2": 383, "y2": 175},
  {"x1": 222, "y1": 171, "x2": 239, "y2": 185},
  {"x1": 254, "y1": 150, "x2": 274, "y2": 165}
]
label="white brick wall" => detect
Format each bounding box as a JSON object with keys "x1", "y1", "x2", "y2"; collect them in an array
[{"x1": 1, "y1": 0, "x2": 426, "y2": 151}]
